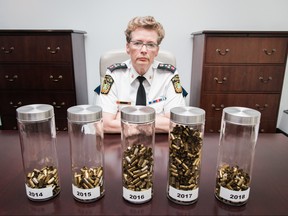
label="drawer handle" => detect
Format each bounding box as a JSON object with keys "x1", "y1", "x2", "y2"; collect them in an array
[
  {"x1": 263, "y1": 48, "x2": 276, "y2": 55},
  {"x1": 5, "y1": 74, "x2": 18, "y2": 82},
  {"x1": 52, "y1": 102, "x2": 65, "y2": 109},
  {"x1": 49, "y1": 75, "x2": 63, "y2": 82},
  {"x1": 47, "y1": 46, "x2": 60, "y2": 54},
  {"x1": 214, "y1": 77, "x2": 227, "y2": 84},
  {"x1": 255, "y1": 104, "x2": 268, "y2": 111},
  {"x1": 56, "y1": 127, "x2": 68, "y2": 131},
  {"x1": 259, "y1": 76, "x2": 272, "y2": 83},
  {"x1": 9, "y1": 101, "x2": 22, "y2": 108},
  {"x1": 216, "y1": 48, "x2": 230, "y2": 56},
  {"x1": 212, "y1": 104, "x2": 225, "y2": 111},
  {"x1": 1, "y1": 46, "x2": 14, "y2": 54}
]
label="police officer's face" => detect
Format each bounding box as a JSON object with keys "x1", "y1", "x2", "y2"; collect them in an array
[{"x1": 126, "y1": 27, "x2": 159, "y2": 75}]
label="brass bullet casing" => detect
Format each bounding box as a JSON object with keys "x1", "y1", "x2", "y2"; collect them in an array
[
  {"x1": 67, "y1": 105, "x2": 104, "y2": 203},
  {"x1": 122, "y1": 144, "x2": 153, "y2": 191},
  {"x1": 168, "y1": 125, "x2": 203, "y2": 192},
  {"x1": 215, "y1": 164, "x2": 250, "y2": 205},
  {"x1": 17, "y1": 104, "x2": 61, "y2": 201},
  {"x1": 167, "y1": 106, "x2": 205, "y2": 205},
  {"x1": 121, "y1": 106, "x2": 155, "y2": 204},
  {"x1": 73, "y1": 166, "x2": 104, "y2": 192},
  {"x1": 26, "y1": 166, "x2": 60, "y2": 196},
  {"x1": 214, "y1": 107, "x2": 260, "y2": 206}
]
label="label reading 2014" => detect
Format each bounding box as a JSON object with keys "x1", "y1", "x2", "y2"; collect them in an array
[{"x1": 25, "y1": 184, "x2": 53, "y2": 200}]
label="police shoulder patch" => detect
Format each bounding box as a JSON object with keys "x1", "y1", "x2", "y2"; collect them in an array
[
  {"x1": 108, "y1": 63, "x2": 127, "y2": 72},
  {"x1": 157, "y1": 63, "x2": 176, "y2": 73},
  {"x1": 171, "y1": 74, "x2": 183, "y2": 94},
  {"x1": 101, "y1": 75, "x2": 114, "y2": 94}
]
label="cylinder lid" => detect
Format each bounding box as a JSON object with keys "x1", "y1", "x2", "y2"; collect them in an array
[
  {"x1": 121, "y1": 106, "x2": 155, "y2": 123},
  {"x1": 16, "y1": 104, "x2": 54, "y2": 122},
  {"x1": 67, "y1": 105, "x2": 102, "y2": 122},
  {"x1": 170, "y1": 106, "x2": 205, "y2": 124},
  {"x1": 223, "y1": 107, "x2": 261, "y2": 125}
]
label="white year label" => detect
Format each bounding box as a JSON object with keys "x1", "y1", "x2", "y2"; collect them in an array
[
  {"x1": 219, "y1": 186, "x2": 250, "y2": 202},
  {"x1": 25, "y1": 184, "x2": 53, "y2": 200},
  {"x1": 72, "y1": 184, "x2": 100, "y2": 200},
  {"x1": 123, "y1": 187, "x2": 151, "y2": 203},
  {"x1": 169, "y1": 186, "x2": 198, "y2": 202}
]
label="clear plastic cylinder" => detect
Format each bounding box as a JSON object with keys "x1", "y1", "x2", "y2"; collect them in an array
[
  {"x1": 67, "y1": 105, "x2": 104, "y2": 202},
  {"x1": 16, "y1": 104, "x2": 61, "y2": 201},
  {"x1": 167, "y1": 106, "x2": 205, "y2": 205},
  {"x1": 121, "y1": 106, "x2": 155, "y2": 204},
  {"x1": 215, "y1": 107, "x2": 261, "y2": 206}
]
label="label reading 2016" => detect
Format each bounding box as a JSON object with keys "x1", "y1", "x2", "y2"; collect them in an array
[{"x1": 123, "y1": 187, "x2": 151, "y2": 203}]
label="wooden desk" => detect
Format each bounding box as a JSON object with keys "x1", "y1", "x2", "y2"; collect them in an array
[{"x1": 0, "y1": 130, "x2": 287, "y2": 215}]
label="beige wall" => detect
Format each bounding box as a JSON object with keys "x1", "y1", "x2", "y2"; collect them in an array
[{"x1": 1, "y1": 0, "x2": 288, "y2": 127}]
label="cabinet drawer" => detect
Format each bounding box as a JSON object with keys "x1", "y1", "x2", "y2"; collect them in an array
[
  {"x1": 0, "y1": 91, "x2": 76, "y2": 115},
  {"x1": 205, "y1": 37, "x2": 287, "y2": 64},
  {"x1": 0, "y1": 64, "x2": 75, "y2": 90},
  {"x1": 0, "y1": 116, "x2": 18, "y2": 130},
  {"x1": 0, "y1": 35, "x2": 72, "y2": 62},
  {"x1": 202, "y1": 65, "x2": 285, "y2": 92},
  {"x1": 200, "y1": 93, "x2": 280, "y2": 119},
  {"x1": 205, "y1": 117, "x2": 221, "y2": 133}
]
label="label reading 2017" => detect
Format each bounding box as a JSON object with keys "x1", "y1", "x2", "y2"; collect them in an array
[
  {"x1": 177, "y1": 193, "x2": 193, "y2": 199},
  {"x1": 169, "y1": 186, "x2": 199, "y2": 202}
]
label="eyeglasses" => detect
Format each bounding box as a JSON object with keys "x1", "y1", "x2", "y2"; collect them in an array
[{"x1": 130, "y1": 41, "x2": 158, "y2": 50}]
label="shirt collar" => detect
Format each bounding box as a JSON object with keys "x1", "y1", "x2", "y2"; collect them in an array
[{"x1": 127, "y1": 60, "x2": 160, "y2": 85}]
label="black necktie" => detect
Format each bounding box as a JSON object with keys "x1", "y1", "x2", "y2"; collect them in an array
[{"x1": 136, "y1": 76, "x2": 146, "y2": 106}]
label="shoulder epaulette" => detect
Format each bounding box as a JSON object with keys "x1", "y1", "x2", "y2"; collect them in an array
[
  {"x1": 108, "y1": 63, "x2": 127, "y2": 72},
  {"x1": 157, "y1": 63, "x2": 176, "y2": 73}
]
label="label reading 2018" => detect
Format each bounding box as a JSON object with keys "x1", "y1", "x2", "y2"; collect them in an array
[{"x1": 230, "y1": 194, "x2": 245, "y2": 200}]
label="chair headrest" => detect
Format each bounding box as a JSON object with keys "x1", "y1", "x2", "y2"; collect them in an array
[{"x1": 99, "y1": 49, "x2": 176, "y2": 80}]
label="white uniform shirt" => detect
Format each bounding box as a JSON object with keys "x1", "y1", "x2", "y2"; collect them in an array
[{"x1": 99, "y1": 60, "x2": 185, "y2": 114}]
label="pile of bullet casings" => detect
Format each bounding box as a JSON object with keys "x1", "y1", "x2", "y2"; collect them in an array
[
  {"x1": 122, "y1": 144, "x2": 153, "y2": 191},
  {"x1": 215, "y1": 164, "x2": 250, "y2": 204},
  {"x1": 26, "y1": 166, "x2": 60, "y2": 195},
  {"x1": 73, "y1": 166, "x2": 104, "y2": 192},
  {"x1": 168, "y1": 125, "x2": 203, "y2": 191},
  {"x1": 216, "y1": 164, "x2": 250, "y2": 191}
]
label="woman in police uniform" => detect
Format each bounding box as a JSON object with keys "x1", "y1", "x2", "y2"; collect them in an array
[{"x1": 99, "y1": 16, "x2": 185, "y2": 133}]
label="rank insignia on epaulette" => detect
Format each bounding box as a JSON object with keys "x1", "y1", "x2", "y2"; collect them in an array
[
  {"x1": 101, "y1": 75, "x2": 114, "y2": 94},
  {"x1": 157, "y1": 63, "x2": 176, "y2": 73},
  {"x1": 108, "y1": 63, "x2": 127, "y2": 72},
  {"x1": 171, "y1": 74, "x2": 182, "y2": 94}
]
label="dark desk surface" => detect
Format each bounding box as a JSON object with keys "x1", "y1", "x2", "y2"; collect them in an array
[{"x1": 0, "y1": 130, "x2": 288, "y2": 215}]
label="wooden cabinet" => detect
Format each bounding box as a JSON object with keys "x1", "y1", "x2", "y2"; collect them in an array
[
  {"x1": 0, "y1": 30, "x2": 88, "y2": 130},
  {"x1": 190, "y1": 31, "x2": 288, "y2": 133}
]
